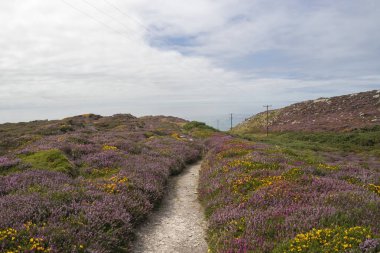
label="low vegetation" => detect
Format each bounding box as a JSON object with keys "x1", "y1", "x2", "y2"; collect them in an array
[
  {"x1": 212, "y1": 90, "x2": 380, "y2": 252},
  {"x1": 0, "y1": 114, "x2": 203, "y2": 252},
  {"x1": 199, "y1": 134, "x2": 380, "y2": 252},
  {"x1": 232, "y1": 90, "x2": 380, "y2": 133},
  {"x1": 19, "y1": 149, "x2": 77, "y2": 176},
  {"x1": 1, "y1": 109, "x2": 379, "y2": 252},
  {"x1": 237, "y1": 126, "x2": 380, "y2": 158},
  {"x1": 183, "y1": 121, "x2": 218, "y2": 138}
]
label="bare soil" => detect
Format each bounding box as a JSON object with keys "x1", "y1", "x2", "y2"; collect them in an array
[{"x1": 132, "y1": 162, "x2": 208, "y2": 253}]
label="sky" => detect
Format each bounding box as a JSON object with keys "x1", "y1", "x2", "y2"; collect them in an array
[{"x1": 0, "y1": 0, "x2": 379, "y2": 129}]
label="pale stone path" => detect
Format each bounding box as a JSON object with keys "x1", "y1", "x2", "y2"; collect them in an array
[{"x1": 132, "y1": 162, "x2": 208, "y2": 253}]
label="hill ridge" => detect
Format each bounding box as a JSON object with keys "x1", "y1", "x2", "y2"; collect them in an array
[{"x1": 232, "y1": 90, "x2": 380, "y2": 133}]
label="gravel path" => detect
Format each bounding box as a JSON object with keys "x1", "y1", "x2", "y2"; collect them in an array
[{"x1": 132, "y1": 162, "x2": 208, "y2": 253}]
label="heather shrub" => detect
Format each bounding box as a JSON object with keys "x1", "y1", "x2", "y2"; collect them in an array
[
  {"x1": 81, "y1": 150, "x2": 124, "y2": 169},
  {"x1": 200, "y1": 135, "x2": 380, "y2": 252},
  {"x1": 360, "y1": 238, "x2": 380, "y2": 253},
  {"x1": 0, "y1": 170, "x2": 72, "y2": 196},
  {"x1": 0, "y1": 156, "x2": 21, "y2": 175},
  {"x1": 0, "y1": 156, "x2": 20, "y2": 169},
  {"x1": 0, "y1": 114, "x2": 203, "y2": 251}
]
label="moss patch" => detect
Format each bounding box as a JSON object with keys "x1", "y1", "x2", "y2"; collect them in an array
[{"x1": 20, "y1": 149, "x2": 77, "y2": 176}]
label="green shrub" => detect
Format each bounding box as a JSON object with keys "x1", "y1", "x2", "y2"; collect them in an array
[
  {"x1": 239, "y1": 126, "x2": 380, "y2": 156},
  {"x1": 183, "y1": 121, "x2": 216, "y2": 131},
  {"x1": 20, "y1": 149, "x2": 77, "y2": 176},
  {"x1": 183, "y1": 121, "x2": 217, "y2": 138}
]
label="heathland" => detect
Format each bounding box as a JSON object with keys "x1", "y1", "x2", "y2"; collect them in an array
[
  {"x1": 0, "y1": 114, "x2": 210, "y2": 252},
  {"x1": 1, "y1": 90, "x2": 379, "y2": 253},
  {"x1": 200, "y1": 90, "x2": 379, "y2": 252}
]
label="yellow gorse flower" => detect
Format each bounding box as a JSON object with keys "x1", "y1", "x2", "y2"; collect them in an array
[
  {"x1": 317, "y1": 163, "x2": 339, "y2": 171},
  {"x1": 0, "y1": 228, "x2": 17, "y2": 241},
  {"x1": 101, "y1": 176, "x2": 129, "y2": 193},
  {"x1": 171, "y1": 133, "x2": 183, "y2": 140},
  {"x1": 367, "y1": 184, "x2": 380, "y2": 195},
  {"x1": 102, "y1": 145, "x2": 118, "y2": 151},
  {"x1": 259, "y1": 176, "x2": 284, "y2": 187},
  {"x1": 286, "y1": 226, "x2": 372, "y2": 253},
  {"x1": 0, "y1": 225, "x2": 51, "y2": 252}
]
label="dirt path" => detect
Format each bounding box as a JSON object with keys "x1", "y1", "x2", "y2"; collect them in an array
[{"x1": 132, "y1": 162, "x2": 208, "y2": 253}]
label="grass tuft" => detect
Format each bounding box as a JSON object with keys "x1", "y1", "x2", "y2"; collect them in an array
[{"x1": 20, "y1": 149, "x2": 77, "y2": 176}]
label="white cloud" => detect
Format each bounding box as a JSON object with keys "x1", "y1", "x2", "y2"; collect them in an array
[
  {"x1": 134, "y1": 0, "x2": 380, "y2": 76},
  {"x1": 0, "y1": 0, "x2": 379, "y2": 125}
]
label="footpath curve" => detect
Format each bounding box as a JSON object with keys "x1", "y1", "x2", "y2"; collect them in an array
[{"x1": 132, "y1": 162, "x2": 208, "y2": 253}]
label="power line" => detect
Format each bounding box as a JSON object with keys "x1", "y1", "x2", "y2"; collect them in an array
[
  {"x1": 102, "y1": 0, "x2": 152, "y2": 34},
  {"x1": 60, "y1": 0, "x2": 195, "y2": 82},
  {"x1": 60, "y1": 0, "x2": 228, "y2": 96},
  {"x1": 101, "y1": 0, "x2": 185, "y2": 49},
  {"x1": 81, "y1": 0, "x2": 139, "y2": 38},
  {"x1": 59, "y1": 0, "x2": 139, "y2": 44},
  {"x1": 58, "y1": 0, "x2": 163, "y2": 92},
  {"x1": 60, "y1": 0, "x2": 120, "y2": 34},
  {"x1": 99, "y1": 0, "x2": 231, "y2": 88}
]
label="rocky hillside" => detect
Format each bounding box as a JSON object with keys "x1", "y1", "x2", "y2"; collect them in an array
[{"x1": 232, "y1": 90, "x2": 380, "y2": 133}]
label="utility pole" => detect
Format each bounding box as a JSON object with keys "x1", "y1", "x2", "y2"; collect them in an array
[
  {"x1": 230, "y1": 113, "x2": 233, "y2": 131},
  {"x1": 263, "y1": 105, "x2": 272, "y2": 136}
]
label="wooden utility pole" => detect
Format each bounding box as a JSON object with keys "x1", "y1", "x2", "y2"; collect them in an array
[
  {"x1": 263, "y1": 105, "x2": 272, "y2": 136},
  {"x1": 230, "y1": 113, "x2": 233, "y2": 131}
]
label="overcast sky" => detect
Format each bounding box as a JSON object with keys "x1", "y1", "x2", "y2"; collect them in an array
[{"x1": 0, "y1": 0, "x2": 379, "y2": 128}]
